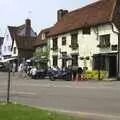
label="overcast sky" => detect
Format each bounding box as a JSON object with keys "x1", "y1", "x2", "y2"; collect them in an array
[{"x1": 0, "y1": 0, "x2": 97, "y2": 36}]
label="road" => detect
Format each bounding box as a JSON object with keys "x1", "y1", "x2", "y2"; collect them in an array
[{"x1": 0, "y1": 72, "x2": 120, "y2": 120}]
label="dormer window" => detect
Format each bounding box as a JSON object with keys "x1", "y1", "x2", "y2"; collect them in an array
[
  {"x1": 82, "y1": 28, "x2": 91, "y2": 34},
  {"x1": 41, "y1": 33, "x2": 46, "y2": 40},
  {"x1": 62, "y1": 37, "x2": 66, "y2": 46}
]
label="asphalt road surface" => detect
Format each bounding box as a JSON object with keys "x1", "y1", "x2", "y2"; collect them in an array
[{"x1": 0, "y1": 72, "x2": 120, "y2": 120}]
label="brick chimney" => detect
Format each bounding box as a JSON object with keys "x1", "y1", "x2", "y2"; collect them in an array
[
  {"x1": 57, "y1": 9, "x2": 68, "y2": 22},
  {"x1": 25, "y1": 19, "x2": 31, "y2": 36}
]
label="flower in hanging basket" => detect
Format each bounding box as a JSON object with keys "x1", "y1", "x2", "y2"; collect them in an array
[
  {"x1": 80, "y1": 57, "x2": 84, "y2": 60},
  {"x1": 86, "y1": 56, "x2": 90, "y2": 60}
]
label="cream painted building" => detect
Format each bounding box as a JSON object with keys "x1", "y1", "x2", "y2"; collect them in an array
[{"x1": 47, "y1": 0, "x2": 120, "y2": 78}]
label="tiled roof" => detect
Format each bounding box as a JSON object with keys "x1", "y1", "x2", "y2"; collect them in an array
[
  {"x1": 48, "y1": 0, "x2": 117, "y2": 36},
  {"x1": 8, "y1": 20, "x2": 36, "y2": 50},
  {"x1": 15, "y1": 36, "x2": 35, "y2": 50},
  {"x1": 34, "y1": 27, "x2": 52, "y2": 47}
]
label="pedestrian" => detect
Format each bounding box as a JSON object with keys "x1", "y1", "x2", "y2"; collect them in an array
[
  {"x1": 78, "y1": 67, "x2": 83, "y2": 81},
  {"x1": 18, "y1": 63, "x2": 24, "y2": 79},
  {"x1": 30, "y1": 66, "x2": 37, "y2": 79},
  {"x1": 12, "y1": 62, "x2": 16, "y2": 76},
  {"x1": 72, "y1": 65, "x2": 78, "y2": 81}
]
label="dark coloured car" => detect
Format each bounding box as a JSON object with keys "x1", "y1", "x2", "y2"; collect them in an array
[{"x1": 48, "y1": 68, "x2": 72, "y2": 81}]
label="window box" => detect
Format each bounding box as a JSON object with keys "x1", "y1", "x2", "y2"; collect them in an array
[
  {"x1": 70, "y1": 44, "x2": 79, "y2": 50},
  {"x1": 112, "y1": 45, "x2": 117, "y2": 51},
  {"x1": 97, "y1": 44, "x2": 110, "y2": 48}
]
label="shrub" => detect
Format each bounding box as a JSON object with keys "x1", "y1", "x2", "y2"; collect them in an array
[{"x1": 82, "y1": 70, "x2": 107, "y2": 80}]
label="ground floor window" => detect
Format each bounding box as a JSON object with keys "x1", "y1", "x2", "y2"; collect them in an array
[
  {"x1": 93, "y1": 55, "x2": 106, "y2": 70},
  {"x1": 72, "y1": 54, "x2": 78, "y2": 66},
  {"x1": 93, "y1": 54, "x2": 117, "y2": 77},
  {"x1": 53, "y1": 55, "x2": 58, "y2": 67}
]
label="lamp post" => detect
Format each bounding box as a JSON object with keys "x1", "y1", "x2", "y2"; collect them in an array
[{"x1": 7, "y1": 61, "x2": 11, "y2": 104}]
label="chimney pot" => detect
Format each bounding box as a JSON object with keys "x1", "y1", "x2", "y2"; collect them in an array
[{"x1": 57, "y1": 9, "x2": 68, "y2": 22}]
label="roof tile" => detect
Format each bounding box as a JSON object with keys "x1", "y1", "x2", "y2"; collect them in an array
[{"x1": 49, "y1": 0, "x2": 116, "y2": 36}]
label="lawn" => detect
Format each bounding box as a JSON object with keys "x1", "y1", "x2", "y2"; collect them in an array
[{"x1": 0, "y1": 102, "x2": 81, "y2": 120}]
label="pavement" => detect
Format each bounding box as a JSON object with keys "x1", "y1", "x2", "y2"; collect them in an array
[{"x1": 0, "y1": 72, "x2": 120, "y2": 120}]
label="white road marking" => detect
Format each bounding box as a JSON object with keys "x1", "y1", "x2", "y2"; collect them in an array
[
  {"x1": 1, "y1": 82, "x2": 120, "y2": 90},
  {"x1": 0, "y1": 91, "x2": 36, "y2": 95},
  {"x1": 14, "y1": 83, "x2": 120, "y2": 90}
]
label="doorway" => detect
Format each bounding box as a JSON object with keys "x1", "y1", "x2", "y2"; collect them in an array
[{"x1": 109, "y1": 55, "x2": 117, "y2": 78}]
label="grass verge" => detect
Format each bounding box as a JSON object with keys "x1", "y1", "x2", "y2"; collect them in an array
[{"x1": 0, "y1": 102, "x2": 81, "y2": 120}]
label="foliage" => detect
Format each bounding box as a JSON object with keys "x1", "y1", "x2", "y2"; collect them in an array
[
  {"x1": 33, "y1": 51, "x2": 49, "y2": 57},
  {"x1": 82, "y1": 70, "x2": 107, "y2": 80},
  {"x1": 0, "y1": 103, "x2": 81, "y2": 120},
  {"x1": 33, "y1": 51, "x2": 49, "y2": 68}
]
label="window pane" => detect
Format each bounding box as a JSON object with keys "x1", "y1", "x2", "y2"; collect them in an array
[
  {"x1": 53, "y1": 55, "x2": 58, "y2": 66},
  {"x1": 62, "y1": 37, "x2": 66, "y2": 45},
  {"x1": 99, "y1": 34, "x2": 110, "y2": 48},
  {"x1": 72, "y1": 54, "x2": 78, "y2": 66},
  {"x1": 71, "y1": 33, "x2": 78, "y2": 49},
  {"x1": 53, "y1": 38, "x2": 58, "y2": 50},
  {"x1": 83, "y1": 28, "x2": 91, "y2": 34},
  {"x1": 14, "y1": 47, "x2": 16, "y2": 54}
]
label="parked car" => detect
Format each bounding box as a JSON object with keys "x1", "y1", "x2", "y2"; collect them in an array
[{"x1": 47, "y1": 67, "x2": 72, "y2": 81}]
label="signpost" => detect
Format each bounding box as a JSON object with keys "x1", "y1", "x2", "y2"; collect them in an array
[{"x1": 7, "y1": 61, "x2": 11, "y2": 103}]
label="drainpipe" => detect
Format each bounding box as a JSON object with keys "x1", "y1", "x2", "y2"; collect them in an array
[
  {"x1": 117, "y1": 34, "x2": 120, "y2": 80},
  {"x1": 111, "y1": 23, "x2": 120, "y2": 80}
]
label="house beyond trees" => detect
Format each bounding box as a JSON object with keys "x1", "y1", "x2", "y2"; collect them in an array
[
  {"x1": 0, "y1": 37, "x2": 4, "y2": 60},
  {"x1": 2, "y1": 19, "x2": 37, "y2": 63},
  {"x1": 47, "y1": 0, "x2": 120, "y2": 78},
  {"x1": 34, "y1": 27, "x2": 52, "y2": 55}
]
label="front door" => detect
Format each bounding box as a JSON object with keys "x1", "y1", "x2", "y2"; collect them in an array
[
  {"x1": 109, "y1": 56, "x2": 117, "y2": 78},
  {"x1": 72, "y1": 54, "x2": 78, "y2": 66}
]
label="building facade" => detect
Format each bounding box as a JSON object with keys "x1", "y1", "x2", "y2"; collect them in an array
[
  {"x1": 34, "y1": 27, "x2": 52, "y2": 54},
  {"x1": 48, "y1": 0, "x2": 120, "y2": 78},
  {"x1": 1, "y1": 19, "x2": 37, "y2": 63}
]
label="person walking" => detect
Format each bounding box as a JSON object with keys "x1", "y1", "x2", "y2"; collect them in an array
[
  {"x1": 78, "y1": 67, "x2": 83, "y2": 81},
  {"x1": 18, "y1": 63, "x2": 24, "y2": 79},
  {"x1": 72, "y1": 65, "x2": 78, "y2": 81},
  {"x1": 12, "y1": 62, "x2": 16, "y2": 76}
]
